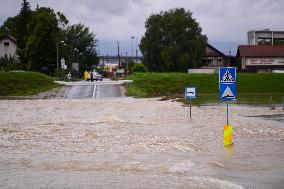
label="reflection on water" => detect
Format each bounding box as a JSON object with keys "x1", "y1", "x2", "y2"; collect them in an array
[
  {"x1": 0, "y1": 99, "x2": 283, "y2": 188},
  {"x1": 244, "y1": 114, "x2": 284, "y2": 122}
]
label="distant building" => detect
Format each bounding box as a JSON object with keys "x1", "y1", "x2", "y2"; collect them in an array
[
  {"x1": 202, "y1": 43, "x2": 235, "y2": 68},
  {"x1": 0, "y1": 35, "x2": 17, "y2": 59},
  {"x1": 248, "y1": 29, "x2": 284, "y2": 45},
  {"x1": 98, "y1": 55, "x2": 142, "y2": 66},
  {"x1": 237, "y1": 45, "x2": 284, "y2": 72}
]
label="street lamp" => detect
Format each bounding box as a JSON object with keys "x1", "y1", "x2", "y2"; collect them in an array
[
  {"x1": 131, "y1": 36, "x2": 135, "y2": 58},
  {"x1": 56, "y1": 40, "x2": 65, "y2": 74}
]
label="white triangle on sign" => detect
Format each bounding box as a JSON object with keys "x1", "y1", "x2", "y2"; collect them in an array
[
  {"x1": 221, "y1": 69, "x2": 235, "y2": 82},
  {"x1": 221, "y1": 86, "x2": 235, "y2": 98}
]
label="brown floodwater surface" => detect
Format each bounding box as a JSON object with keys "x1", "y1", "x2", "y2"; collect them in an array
[{"x1": 0, "y1": 98, "x2": 283, "y2": 188}]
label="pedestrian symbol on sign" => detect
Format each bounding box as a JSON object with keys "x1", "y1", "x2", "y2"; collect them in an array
[
  {"x1": 221, "y1": 69, "x2": 235, "y2": 82},
  {"x1": 219, "y1": 67, "x2": 236, "y2": 83}
]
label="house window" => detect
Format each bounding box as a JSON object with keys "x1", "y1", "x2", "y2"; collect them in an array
[{"x1": 4, "y1": 42, "x2": 9, "y2": 46}]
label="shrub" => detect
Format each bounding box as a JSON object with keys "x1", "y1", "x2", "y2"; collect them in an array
[{"x1": 131, "y1": 63, "x2": 148, "y2": 73}]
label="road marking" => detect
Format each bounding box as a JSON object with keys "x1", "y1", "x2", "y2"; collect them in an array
[{"x1": 92, "y1": 84, "x2": 97, "y2": 99}]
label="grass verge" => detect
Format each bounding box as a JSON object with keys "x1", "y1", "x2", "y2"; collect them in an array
[
  {"x1": 125, "y1": 72, "x2": 284, "y2": 105},
  {"x1": 0, "y1": 71, "x2": 60, "y2": 96}
]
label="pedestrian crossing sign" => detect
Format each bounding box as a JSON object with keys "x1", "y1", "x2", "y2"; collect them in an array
[
  {"x1": 219, "y1": 83, "x2": 236, "y2": 100},
  {"x1": 219, "y1": 67, "x2": 236, "y2": 83}
]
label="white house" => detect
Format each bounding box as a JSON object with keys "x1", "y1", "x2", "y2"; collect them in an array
[{"x1": 0, "y1": 35, "x2": 17, "y2": 59}]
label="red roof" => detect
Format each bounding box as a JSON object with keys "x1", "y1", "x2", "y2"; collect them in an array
[{"x1": 237, "y1": 45, "x2": 284, "y2": 57}]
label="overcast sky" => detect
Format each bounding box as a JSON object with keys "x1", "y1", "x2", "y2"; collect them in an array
[{"x1": 1, "y1": 0, "x2": 283, "y2": 55}]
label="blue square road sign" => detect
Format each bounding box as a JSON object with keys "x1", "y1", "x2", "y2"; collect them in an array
[
  {"x1": 185, "y1": 87, "x2": 196, "y2": 99},
  {"x1": 219, "y1": 67, "x2": 236, "y2": 83},
  {"x1": 219, "y1": 83, "x2": 236, "y2": 101}
]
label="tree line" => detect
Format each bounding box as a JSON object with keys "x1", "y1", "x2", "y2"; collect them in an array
[
  {"x1": 1, "y1": 1, "x2": 208, "y2": 74},
  {"x1": 0, "y1": 0, "x2": 97, "y2": 75}
]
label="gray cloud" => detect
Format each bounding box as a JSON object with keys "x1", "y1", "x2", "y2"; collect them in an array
[{"x1": 1, "y1": 0, "x2": 284, "y2": 54}]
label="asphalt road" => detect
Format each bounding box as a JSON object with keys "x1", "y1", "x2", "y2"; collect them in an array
[{"x1": 65, "y1": 84, "x2": 121, "y2": 99}]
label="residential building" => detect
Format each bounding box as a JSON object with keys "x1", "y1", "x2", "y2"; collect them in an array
[
  {"x1": 202, "y1": 43, "x2": 235, "y2": 68},
  {"x1": 0, "y1": 35, "x2": 17, "y2": 59},
  {"x1": 237, "y1": 45, "x2": 284, "y2": 72}
]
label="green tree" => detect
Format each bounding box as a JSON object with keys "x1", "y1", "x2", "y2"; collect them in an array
[
  {"x1": 26, "y1": 7, "x2": 59, "y2": 73},
  {"x1": 0, "y1": 0, "x2": 33, "y2": 66},
  {"x1": 63, "y1": 24, "x2": 98, "y2": 72},
  {"x1": 140, "y1": 8, "x2": 207, "y2": 72}
]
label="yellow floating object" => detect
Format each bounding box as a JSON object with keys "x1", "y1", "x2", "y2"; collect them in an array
[{"x1": 224, "y1": 124, "x2": 233, "y2": 146}]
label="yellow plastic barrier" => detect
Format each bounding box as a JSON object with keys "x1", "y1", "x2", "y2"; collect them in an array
[{"x1": 224, "y1": 124, "x2": 233, "y2": 146}]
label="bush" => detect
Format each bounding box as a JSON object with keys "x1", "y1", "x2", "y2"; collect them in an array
[{"x1": 131, "y1": 63, "x2": 148, "y2": 73}]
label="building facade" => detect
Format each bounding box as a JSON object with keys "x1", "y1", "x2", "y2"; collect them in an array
[
  {"x1": 202, "y1": 43, "x2": 235, "y2": 68},
  {"x1": 0, "y1": 35, "x2": 17, "y2": 59},
  {"x1": 237, "y1": 45, "x2": 284, "y2": 72},
  {"x1": 248, "y1": 29, "x2": 284, "y2": 45}
]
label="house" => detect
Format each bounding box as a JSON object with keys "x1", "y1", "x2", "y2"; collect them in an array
[
  {"x1": 188, "y1": 44, "x2": 236, "y2": 73},
  {"x1": 202, "y1": 43, "x2": 235, "y2": 68},
  {"x1": 237, "y1": 45, "x2": 284, "y2": 72},
  {"x1": 0, "y1": 35, "x2": 17, "y2": 59}
]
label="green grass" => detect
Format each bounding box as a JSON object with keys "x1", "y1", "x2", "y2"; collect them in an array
[
  {"x1": 0, "y1": 71, "x2": 60, "y2": 96},
  {"x1": 125, "y1": 72, "x2": 284, "y2": 104}
]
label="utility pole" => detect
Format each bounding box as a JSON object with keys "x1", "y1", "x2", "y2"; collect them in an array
[
  {"x1": 56, "y1": 41, "x2": 59, "y2": 74},
  {"x1": 117, "y1": 41, "x2": 121, "y2": 68},
  {"x1": 135, "y1": 37, "x2": 138, "y2": 62},
  {"x1": 125, "y1": 52, "x2": 128, "y2": 75}
]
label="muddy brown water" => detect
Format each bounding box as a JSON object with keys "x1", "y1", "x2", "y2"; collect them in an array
[{"x1": 0, "y1": 98, "x2": 283, "y2": 188}]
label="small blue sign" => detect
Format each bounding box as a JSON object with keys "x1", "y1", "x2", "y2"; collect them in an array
[
  {"x1": 219, "y1": 67, "x2": 236, "y2": 83},
  {"x1": 219, "y1": 83, "x2": 236, "y2": 101},
  {"x1": 185, "y1": 87, "x2": 196, "y2": 99}
]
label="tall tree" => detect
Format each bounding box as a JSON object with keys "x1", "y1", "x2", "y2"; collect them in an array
[
  {"x1": 26, "y1": 7, "x2": 59, "y2": 72},
  {"x1": 63, "y1": 24, "x2": 98, "y2": 71},
  {"x1": 140, "y1": 8, "x2": 207, "y2": 72},
  {"x1": 1, "y1": 0, "x2": 33, "y2": 66}
]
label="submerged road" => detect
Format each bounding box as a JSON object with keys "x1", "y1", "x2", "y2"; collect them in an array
[{"x1": 63, "y1": 81, "x2": 124, "y2": 99}]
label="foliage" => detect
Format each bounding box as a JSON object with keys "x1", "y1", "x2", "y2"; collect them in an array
[
  {"x1": 0, "y1": 0, "x2": 98, "y2": 75},
  {"x1": 140, "y1": 8, "x2": 207, "y2": 72},
  {"x1": 63, "y1": 23, "x2": 98, "y2": 72},
  {"x1": 125, "y1": 72, "x2": 284, "y2": 104},
  {"x1": 131, "y1": 63, "x2": 148, "y2": 73},
  {"x1": 0, "y1": 55, "x2": 23, "y2": 71},
  {"x1": 26, "y1": 7, "x2": 59, "y2": 72},
  {"x1": 0, "y1": 0, "x2": 33, "y2": 66},
  {"x1": 0, "y1": 71, "x2": 59, "y2": 96}
]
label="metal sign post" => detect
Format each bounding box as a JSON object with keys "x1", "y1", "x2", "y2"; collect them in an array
[
  {"x1": 227, "y1": 102, "x2": 229, "y2": 125},
  {"x1": 190, "y1": 98, "x2": 192, "y2": 118},
  {"x1": 219, "y1": 67, "x2": 237, "y2": 146},
  {"x1": 185, "y1": 86, "x2": 196, "y2": 119}
]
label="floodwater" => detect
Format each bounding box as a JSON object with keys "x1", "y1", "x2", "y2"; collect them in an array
[
  {"x1": 65, "y1": 84, "x2": 122, "y2": 99},
  {"x1": 0, "y1": 98, "x2": 283, "y2": 189}
]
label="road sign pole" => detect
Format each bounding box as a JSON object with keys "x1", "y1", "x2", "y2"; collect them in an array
[
  {"x1": 190, "y1": 98, "x2": 192, "y2": 118},
  {"x1": 227, "y1": 102, "x2": 229, "y2": 125}
]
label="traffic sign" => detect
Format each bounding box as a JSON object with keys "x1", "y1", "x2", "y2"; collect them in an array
[
  {"x1": 219, "y1": 67, "x2": 236, "y2": 83},
  {"x1": 219, "y1": 83, "x2": 236, "y2": 101},
  {"x1": 185, "y1": 87, "x2": 196, "y2": 99}
]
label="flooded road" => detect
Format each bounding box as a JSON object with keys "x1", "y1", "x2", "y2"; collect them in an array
[
  {"x1": 0, "y1": 98, "x2": 283, "y2": 188},
  {"x1": 65, "y1": 84, "x2": 122, "y2": 99}
]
